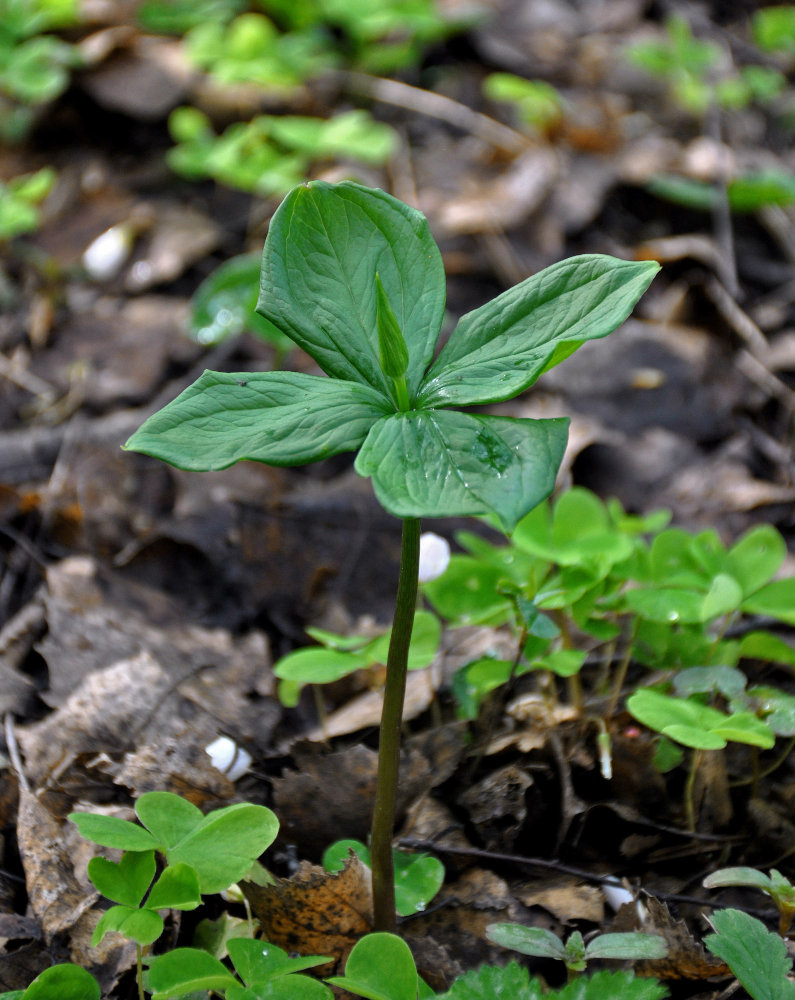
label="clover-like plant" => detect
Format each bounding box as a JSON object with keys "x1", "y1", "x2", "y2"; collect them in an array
[
  {"x1": 147, "y1": 938, "x2": 333, "y2": 1000},
  {"x1": 323, "y1": 839, "x2": 444, "y2": 916},
  {"x1": 487, "y1": 923, "x2": 668, "y2": 976},
  {"x1": 0, "y1": 964, "x2": 100, "y2": 1000},
  {"x1": 70, "y1": 791, "x2": 278, "y2": 999},
  {"x1": 326, "y1": 932, "x2": 435, "y2": 1000},
  {"x1": 124, "y1": 179, "x2": 658, "y2": 930},
  {"x1": 274, "y1": 608, "x2": 441, "y2": 707}
]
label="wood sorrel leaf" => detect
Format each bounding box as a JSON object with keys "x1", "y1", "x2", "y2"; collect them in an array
[
  {"x1": 123, "y1": 370, "x2": 390, "y2": 470},
  {"x1": 14, "y1": 965, "x2": 100, "y2": 1000},
  {"x1": 148, "y1": 948, "x2": 238, "y2": 999},
  {"x1": 257, "y1": 181, "x2": 445, "y2": 398},
  {"x1": 416, "y1": 255, "x2": 660, "y2": 408},
  {"x1": 326, "y1": 932, "x2": 420, "y2": 1000},
  {"x1": 355, "y1": 411, "x2": 568, "y2": 532},
  {"x1": 87, "y1": 849, "x2": 155, "y2": 907}
]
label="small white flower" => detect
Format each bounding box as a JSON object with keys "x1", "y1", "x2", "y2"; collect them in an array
[
  {"x1": 205, "y1": 736, "x2": 252, "y2": 782},
  {"x1": 418, "y1": 532, "x2": 451, "y2": 583},
  {"x1": 82, "y1": 223, "x2": 134, "y2": 281}
]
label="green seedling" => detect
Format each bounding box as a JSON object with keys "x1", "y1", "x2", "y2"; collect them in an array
[
  {"x1": 626, "y1": 14, "x2": 785, "y2": 116},
  {"x1": 626, "y1": 689, "x2": 775, "y2": 753},
  {"x1": 326, "y1": 932, "x2": 435, "y2": 1000},
  {"x1": 167, "y1": 107, "x2": 396, "y2": 197},
  {"x1": 627, "y1": 687, "x2": 775, "y2": 829},
  {"x1": 704, "y1": 909, "x2": 795, "y2": 1000},
  {"x1": 274, "y1": 609, "x2": 441, "y2": 707},
  {"x1": 190, "y1": 252, "x2": 294, "y2": 362},
  {"x1": 704, "y1": 868, "x2": 795, "y2": 936},
  {"x1": 0, "y1": 964, "x2": 100, "y2": 1000},
  {"x1": 0, "y1": 166, "x2": 55, "y2": 240},
  {"x1": 88, "y1": 850, "x2": 201, "y2": 947},
  {"x1": 487, "y1": 923, "x2": 668, "y2": 976},
  {"x1": 319, "y1": 0, "x2": 477, "y2": 74},
  {"x1": 138, "y1": 0, "x2": 245, "y2": 35},
  {"x1": 70, "y1": 791, "x2": 277, "y2": 999},
  {"x1": 184, "y1": 13, "x2": 336, "y2": 94},
  {"x1": 0, "y1": 0, "x2": 82, "y2": 140},
  {"x1": 483, "y1": 72, "x2": 564, "y2": 133},
  {"x1": 70, "y1": 791, "x2": 278, "y2": 895},
  {"x1": 323, "y1": 839, "x2": 444, "y2": 916},
  {"x1": 753, "y1": 6, "x2": 795, "y2": 58},
  {"x1": 436, "y1": 963, "x2": 668, "y2": 1000},
  {"x1": 124, "y1": 179, "x2": 659, "y2": 929},
  {"x1": 147, "y1": 938, "x2": 333, "y2": 1000},
  {"x1": 647, "y1": 170, "x2": 795, "y2": 213}
]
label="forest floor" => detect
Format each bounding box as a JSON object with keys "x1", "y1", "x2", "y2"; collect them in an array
[{"x1": 1, "y1": 0, "x2": 795, "y2": 997}]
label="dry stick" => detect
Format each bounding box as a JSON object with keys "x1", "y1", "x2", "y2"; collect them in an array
[
  {"x1": 370, "y1": 516, "x2": 421, "y2": 933},
  {"x1": 339, "y1": 71, "x2": 529, "y2": 153},
  {"x1": 705, "y1": 102, "x2": 739, "y2": 300}
]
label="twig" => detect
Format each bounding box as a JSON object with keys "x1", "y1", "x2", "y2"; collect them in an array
[
  {"x1": 4, "y1": 713, "x2": 30, "y2": 792},
  {"x1": 338, "y1": 71, "x2": 529, "y2": 153}
]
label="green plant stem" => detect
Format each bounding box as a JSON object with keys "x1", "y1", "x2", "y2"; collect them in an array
[
  {"x1": 371, "y1": 516, "x2": 421, "y2": 933},
  {"x1": 684, "y1": 749, "x2": 703, "y2": 831}
]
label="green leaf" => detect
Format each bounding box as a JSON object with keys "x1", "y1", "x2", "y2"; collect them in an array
[
  {"x1": 227, "y1": 937, "x2": 331, "y2": 984},
  {"x1": 452, "y1": 657, "x2": 519, "y2": 718},
  {"x1": 748, "y1": 686, "x2": 795, "y2": 737},
  {"x1": 704, "y1": 867, "x2": 775, "y2": 892},
  {"x1": 743, "y1": 578, "x2": 795, "y2": 626},
  {"x1": 435, "y1": 961, "x2": 542, "y2": 1000},
  {"x1": 123, "y1": 370, "x2": 390, "y2": 471},
  {"x1": 274, "y1": 647, "x2": 370, "y2": 686},
  {"x1": 741, "y1": 632, "x2": 795, "y2": 668},
  {"x1": 375, "y1": 272, "x2": 409, "y2": 379},
  {"x1": 326, "y1": 933, "x2": 419, "y2": 1000},
  {"x1": 486, "y1": 923, "x2": 568, "y2": 960},
  {"x1": 423, "y1": 556, "x2": 512, "y2": 625},
  {"x1": 705, "y1": 909, "x2": 795, "y2": 1000},
  {"x1": 92, "y1": 904, "x2": 164, "y2": 946},
  {"x1": 728, "y1": 525, "x2": 786, "y2": 595},
  {"x1": 710, "y1": 712, "x2": 775, "y2": 749},
  {"x1": 754, "y1": 6, "x2": 795, "y2": 55},
  {"x1": 148, "y1": 948, "x2": 238, "y2": 999},
  {"x1": 193, "y1": 911, "x2": 251, "y2": 959},
  {"x1": 323, "y1": 839, "x2": 369, "y2": 872},
  {"x1": 627, "y1": 690, "x2": 775, "y2": 750},
  {"x1": 417, "y1": 255, "x2": 660, "y2": 408},
  {"x1": 146, "y1": 863, "x2": 202, "y2": 911},
  {"x1": 14, "y1": 965, "x2": 100, "y2": 1000},
  {"x1": 700, "y1": 573, "x2": 743, "y2": 620},
  {"x1": 355, "y1": 411, "x2": 568, "y2": 531},
  {"x1": 584, "y1": 932, "x2": 668, "y2": 961},
  {"x1": 168, "y1": 803, "x2": 279, "y2": 895},
  {"x1": 189, "y1": 253, "x2": 293, "y2": 351},
  {"x1": 393, "y1": 852, "x2": 444, "y2": 916},
  {"x1": 135, "y1": 792, "x2": 204, "y2": 848},
  {"x1": 624, "y1": 587, "x2": 705, "y2": 624},
  {"x1": 68, "y1": 812, "x2": 160, "y2": 852},
  {"x1": 673, "y1": 666, "x2": 747, "y2": 700},
  {"x1": 553, "y1": 970, "x2": 668, "y2": 1000},
  {"x1": 362, "y1": 609, "x2": 441, "y2": 670},
  {"x1": 228, "y1": 977, "x2": 333, "y2": 999},
  {"x1": 87, "y1": 850, "x2": 155, "y2": 906},
  {"x1": 256, "y1": 181, "x2": 446, "y2": 398}
]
